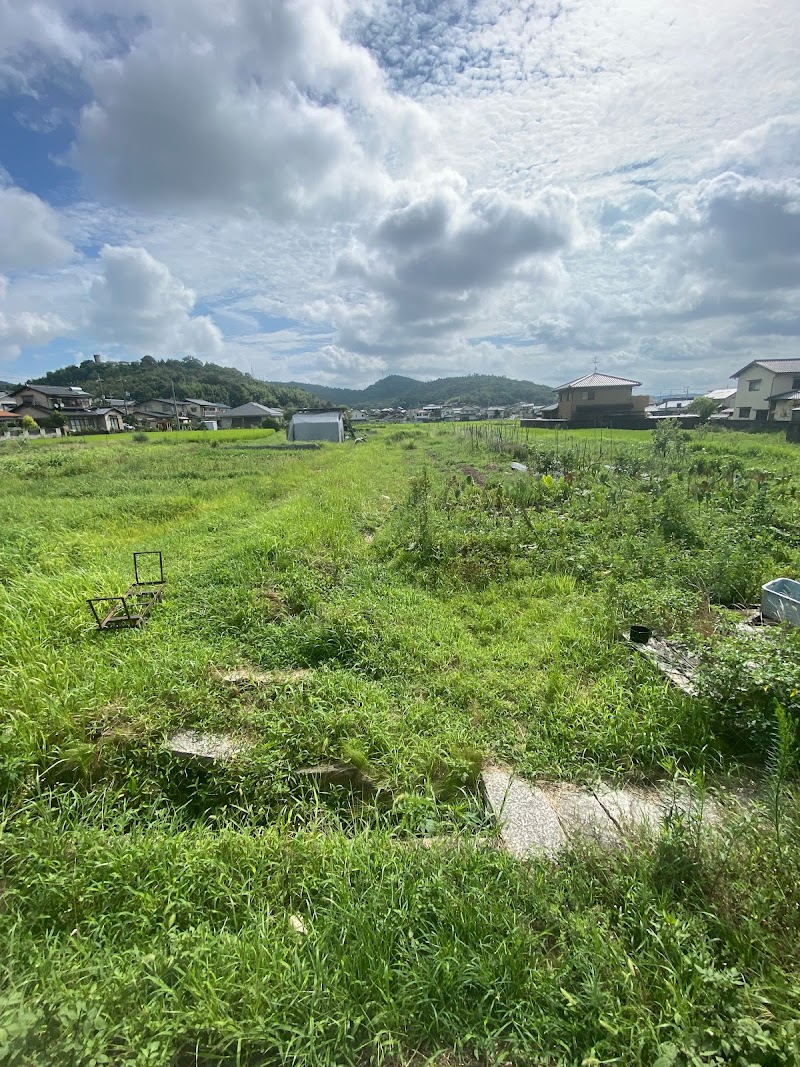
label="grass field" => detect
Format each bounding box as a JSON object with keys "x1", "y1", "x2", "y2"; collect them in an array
[{"x1": 1, "y1": 423, "x2": 800, "y2": 1065}]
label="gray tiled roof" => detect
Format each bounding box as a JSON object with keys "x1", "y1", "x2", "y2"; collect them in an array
[
  {"x1": 15, "y1": 384, "x2": 91, "y2": 397},
  {"x1": 734, "y1": 359, "x2": 800, "y2": 377},
  {"x1": 557, "y1": 373, "x2": 641, "y2": 390}
]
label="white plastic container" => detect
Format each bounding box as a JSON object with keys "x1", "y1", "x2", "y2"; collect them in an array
[{"x1": 761, "y1": 578, "x2": 800, "y2": 626}]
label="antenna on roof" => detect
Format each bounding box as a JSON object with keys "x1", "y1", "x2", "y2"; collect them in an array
[{"x1": 592, "y1": 354, "x2": 598, "y2": 372}]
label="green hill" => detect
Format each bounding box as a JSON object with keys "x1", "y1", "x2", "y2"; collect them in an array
[
  {"x1": 32, "y1": 357, "x2": 322, "y2": 410},
  {"x1": 280, "y1": 374, "x2": 555, "y2": 408},
  {"x1": 26, "y1": 360, "x2": 554, "y2": 411}
]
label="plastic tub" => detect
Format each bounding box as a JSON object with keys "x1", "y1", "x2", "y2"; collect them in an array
[{"x1": 761, "y1": 578, "x2": 800, "y2": 626}]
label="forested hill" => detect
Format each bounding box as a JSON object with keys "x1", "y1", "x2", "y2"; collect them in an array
[
  {"x1": 31, "y1": 357, "x2": 322, "y2": 409},
  {"x1": 278, "y1": 374, "x2": 555, "y2": 408},
  {"x1": 27, "y1": 360, "x2": 554, "y2": 409}
]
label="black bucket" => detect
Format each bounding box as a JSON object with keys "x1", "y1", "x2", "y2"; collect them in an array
[{"x1": 629, "y1": 625, "x2": 652, "y2": 644}]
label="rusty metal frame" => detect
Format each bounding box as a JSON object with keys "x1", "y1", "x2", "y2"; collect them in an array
[{"x1": 88, "y1": 552, "x2": 167, "y2": 630}]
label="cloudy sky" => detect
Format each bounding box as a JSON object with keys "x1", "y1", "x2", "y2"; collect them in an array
[{"x1": 0, "y1": 0, "x2": 798, "y2": 392}]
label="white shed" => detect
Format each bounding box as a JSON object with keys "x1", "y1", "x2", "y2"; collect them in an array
[{"x1": 287, "y1": 410, "x2": 345, "y2": 443}]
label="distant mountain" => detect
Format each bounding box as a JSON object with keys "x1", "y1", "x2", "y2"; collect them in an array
[
  {"x1": 31, "y1": 357, "x2": 322, "y2": 410},
  {"x1": 279, "y1": 374, "x2": 555, "y2": 408},
  {"x1": 0, "y1": 380, "x2": 19, "y2": 392}
]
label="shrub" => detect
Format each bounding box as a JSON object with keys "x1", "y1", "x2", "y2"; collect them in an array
[{"x1": 132, "y1": 431, "x2": 149, "y2": 443}]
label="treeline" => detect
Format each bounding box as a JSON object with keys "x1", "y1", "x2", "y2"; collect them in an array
[{"x1": 32, "y1": 357, "x2": 323, "y2": 409}]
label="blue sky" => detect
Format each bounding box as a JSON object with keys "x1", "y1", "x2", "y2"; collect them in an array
[{"x1": 0, "y1": 0, "x2": 798, "y2": 391}]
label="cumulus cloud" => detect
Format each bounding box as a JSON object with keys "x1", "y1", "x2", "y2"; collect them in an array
[
  {"x1": 0, "y1": 275, "x2": 70, "y2": 361},
  {"x1": 0, "y1": 185, "x2": 73, "y2": 271},
  {"x1": 88, "y1": 245, "x2": 224, "y2": 356},
  {"x1": 67, "y1": 0, "x2": 431, "y2": 218},
  {"x1": 330, "y1": 179, "x2": 580, "y2": 354}
]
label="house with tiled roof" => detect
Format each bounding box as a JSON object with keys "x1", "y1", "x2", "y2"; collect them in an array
[
  {"x1": 731, "y1": 359, "x2": 800, "y2": 423},
  {"x1": 7, "y1": 383, "x2": 125, "y2": 433},
  {"x1": 543, "y1": 372, "x2": 649, "y2": 424}
]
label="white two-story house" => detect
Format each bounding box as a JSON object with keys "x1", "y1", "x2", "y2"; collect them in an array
[{"x1": 732, "y1": 359, "x2": 800, "y2": 423}]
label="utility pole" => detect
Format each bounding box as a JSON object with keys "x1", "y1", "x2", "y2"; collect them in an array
[{"x1": 171, "y1": 378, "x2": 179, "y2": 431}]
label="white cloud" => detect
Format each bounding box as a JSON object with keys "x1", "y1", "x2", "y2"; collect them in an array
[
  {"x1": 0, "y1": 185, "x2": 73, "y2": 271},
  {"x1": 0, "y1": 274, "x2": 70, "y2": 361},
  {"x1": 69, "y1": 0, "x2": 431, "y2": 218},
  {"x1": 87, "y1": 245, "x2": 224, "y2": 356},
  {"x1": 329, "y1": 178, "x2": 580, "y2": 355}
]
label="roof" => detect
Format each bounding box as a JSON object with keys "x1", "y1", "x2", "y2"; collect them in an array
[
  {"x1": 224, "y1": 402, "x2": 283, "y2": 418},
  {"x1": 556, "y1": 373, "x2": 642, "y2": 390},
  {"x1": 0, "y1": 409, "x2": 20, "y2": 418},
  {"x1": 705, "y1": 388, "x2": 737, "y2": 401},
  {"x1": 184, "y1": 398, "x2": 229, "y2": 408},
  {"x1": 13, "y1": 384, "x2": 91, "y2": 397},
  {"x1": 290, "y1": 411, "x2": 343, "y2": 423},
  {"x1": 769, "y1": 389, "x2": 800, "y2": 401},
  {"x1": 733, "y1": 359, "x2": 800, "y2": 378}
]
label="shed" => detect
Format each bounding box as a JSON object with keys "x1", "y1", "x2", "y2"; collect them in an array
[{"x1": 287, "y1": 410, "x2": 345, "y2": 443}]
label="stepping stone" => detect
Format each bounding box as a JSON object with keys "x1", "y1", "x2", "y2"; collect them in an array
[
  {"x1": 164, "y1": 728, "x2": 250, "y2": 763},
  {"x1": 544, "y1": 783, "x2": 662, "y2": 845},
  {"x1": 216, "y1": 668, "x2": 311, "y2": 686},
  {"x1": 481, "y1": 766, "x2": 565, "y2": 859}
]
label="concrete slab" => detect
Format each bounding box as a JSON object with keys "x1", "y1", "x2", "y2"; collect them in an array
[
  {"x1": 164, "y1": 729, "x2": 250, "y2": 763},
  {"x1": 216, "y1": 668, "x2": 311, "y2": 686},
  {"x1": 623, "y1": 633, "x2": 699, "y2": 696},
  {"x1": 481, "y1": 766, "x2": 565, "y2": 859},
  {"x1": 543, "y1": 784, "x2": 618, "y2": 844}
]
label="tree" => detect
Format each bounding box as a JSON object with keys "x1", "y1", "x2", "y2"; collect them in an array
[
  {"x1": 21, "y1": 415, "x2": 39, "y2": 431},
  {"x1": 43, "y1": 412, "x2": 66, "y2": 429},
  {"x1": 687, "y1": 396, "x2": 719, "y2": 424}
]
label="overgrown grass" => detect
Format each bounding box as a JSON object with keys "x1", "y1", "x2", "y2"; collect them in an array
[{"x1": 2, "y1": 424, "x2": 800, "y2": 1063}]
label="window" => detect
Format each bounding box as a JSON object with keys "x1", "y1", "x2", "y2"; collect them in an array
[
  {"x1": 585, "y1": 390, "x2": 595, "y2": 400},
  {"x1": 738, "y1": 407, "x2": 751, "y2": 418},
  {"x1": 792, "y1": 377, "x2": 800, "y2": 390},
  {"x1": 748, "y1": 379, "x2": 762, "y2": 391}
]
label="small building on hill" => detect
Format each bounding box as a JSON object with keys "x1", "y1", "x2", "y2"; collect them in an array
[
  {"x1": 218, "y1": 402, "x2": 283, "y2": 429},
  {"x1": 286, "y1": 410, "x2": 344, "y2": 443}
]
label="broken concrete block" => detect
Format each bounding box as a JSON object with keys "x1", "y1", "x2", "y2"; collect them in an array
[
  {"x1": 164, "y1": 729, "x2": 250, "y2": 763},
  {"x1": 481, "y1": 766, "x2": 565, "y2": 859}
]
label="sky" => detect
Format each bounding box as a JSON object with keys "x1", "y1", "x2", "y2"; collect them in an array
[{"x1": 0, "y1": 0, "x2": 798, "y2": 393}]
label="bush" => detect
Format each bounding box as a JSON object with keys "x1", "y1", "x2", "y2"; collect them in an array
[
  {"x1": 20, "y1": 415, "x2": 39, "y2": 431},
  {"x1": 132, "y1": 431, "x2": 149, "y2": 443}
]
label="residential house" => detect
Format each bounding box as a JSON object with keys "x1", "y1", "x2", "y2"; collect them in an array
[
  {"x1": 218, "y1": 402, "x2": 283, "y2": 429},
  {"x1": 537, "y1": 373, "x2": 649, "y2": 426},
  {"x1": 705, "y1": 387, "x2": 737, "y2": 406},
  {"x1": 645, "y1": 397, "x2": 696, "y2": 415},
  {"x1": 184, "y1": 398, "x2": 230, "y2": 421},
  {"x1": 0, "y1": 409, "x2": 22, "y2": 428},
  {"x1": 486, "y1": 406, "x2": 505, "y2": 419},
  {"x1": 0, "y1": 390, "x2": 19, "y2": 411},
  {"x1": 66, "y1": 407, "x2": 126, "y2": 433},
  {"x1": 136, "y1": 398, "x2": 187, "y2": 419},
  {"x1": 732, "y1": 360, "x2": 800, "y2": 422},
  {"x1": 350, "y1": 409, "x2": 369, "y2": 423},
  {"x1": 286, "y1": 410, "x2": 344, "y2": 442},
  {"x1": 6, "y1": 383, "x2": 125, "y2": 433}
]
